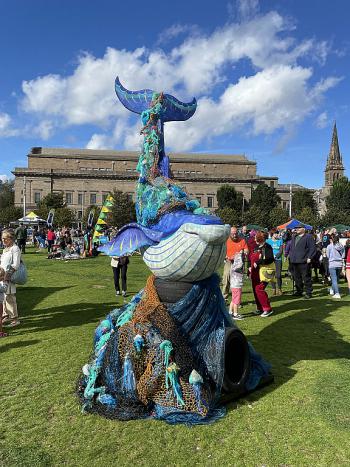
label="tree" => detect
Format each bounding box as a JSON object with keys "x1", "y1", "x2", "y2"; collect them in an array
[
  {"x1": 215, "y1": 207, "x2": 241, "y2": 226},
  {"x1": 297, "y1": 207, "x2": 319, "y2": 229},
  {"x1": 326, "y1": 176, "x2": 350, "y2": 213},
  {"x1": 53, "y1": 207, "x2": 76, "y2": 227},
  {"x1": 0, "y1": 206, "x2": 22, "y2": 225},
  {"x1": 217, "y1": 185, "x2": 244, "y2": 213},
  {"x1": 320, "y1": 208, "x2": 350, "y2": 228},
  {"x1": 268, "y1": 206, "x2": 290, "y2": 228},
  {"x1": 242, "y1": 206, "x2": 268, "y2": 227},
  {"x1": 292, "y1": 189, "x2": 317, "y2": 216},
  {"x1": 111, "y1": 190, "x2": 136, "y2": 229},
  {"x1": 250, "y1": 184, "x2": 281, "y2": 212},
  {"x1": 36, "y1": 192, "x2": 66, "y2": 219},
  {"x1": 0, "y1": 180, "x2": 15, "y2": 208}
]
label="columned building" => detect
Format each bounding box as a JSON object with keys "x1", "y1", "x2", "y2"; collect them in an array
[{"x1": 13, "y1": 147, "x2": 303, "y2": 218}]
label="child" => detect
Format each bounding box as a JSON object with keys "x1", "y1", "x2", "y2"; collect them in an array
[
  {"x1": 0, "y1": 267, "x2": 8, "y2": 337},
  {"x1": 229, "y1": 251, "x2": 244, "y2": 320}
]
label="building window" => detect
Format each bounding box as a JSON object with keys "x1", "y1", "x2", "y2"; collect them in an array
[
  {"x1": 34, "y1": 192, "x2": 41, "y2": 204},
  {"x1": 66, "y1": 192, "x2": 73, "y2": 204},
  {"x1": 196, "y1": 196, "x2": 202, "y2": 204},
  {"x1": 207, "y1": 196, "x2": 214, "y2": 208},
  {"x1": 282, "y1": 201, "x2": 287, "y2": 209},
  {"x1": 78, "y1": 193, "x2": 84, "y2": 205},
  {"x1": 102, "y1": 193, "x2": 108, "y2": 203},
  {"x1": 90, "y1": 193, "x2": 97, "y2": 205},
  {"x1": 77, "y1": 210, "x2": 82, "y2": 220},
  {"x1": 270, "y1": 181, "x2": 274, "y2": 188}
]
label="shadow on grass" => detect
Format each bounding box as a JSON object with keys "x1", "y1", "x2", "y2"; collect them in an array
[
  {"x1": 242, "y1": 291, "x2": 350, "y2": 405},
  {"x1": 0, "y1": 339, "x2": 41, "y2": 353}
]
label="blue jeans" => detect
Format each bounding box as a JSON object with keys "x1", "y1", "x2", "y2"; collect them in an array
[{"x1": 329, "y1": 268, "x2": 341, "y2": 295}]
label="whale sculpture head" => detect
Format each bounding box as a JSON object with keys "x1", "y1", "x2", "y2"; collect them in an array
[{"x1": 98, "y1": 79, "x2": 229, "y2": 282}]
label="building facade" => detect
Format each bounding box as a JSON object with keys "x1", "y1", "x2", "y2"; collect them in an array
[{"x1": 13, "y1": 147, "x2": 307, "y2": 218}]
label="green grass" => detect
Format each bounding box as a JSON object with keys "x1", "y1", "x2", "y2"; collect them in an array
[{"x1": 1, "y1": 249, "x2": 350, "y2": 466}]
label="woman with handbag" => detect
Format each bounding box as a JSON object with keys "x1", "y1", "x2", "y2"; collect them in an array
[
  {"x1": 1, "y1": 229, "x2": 21, "y2": 327},
  {"x1": 249, "y1": 231, "x2": 275, "y2": 318},
  {"x1": 111, "y1": 255, "x2": 129, "y2": 297}
]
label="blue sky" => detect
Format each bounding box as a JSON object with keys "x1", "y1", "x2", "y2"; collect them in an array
[{"x1": 0, "y1": 0, "x2": 349, "y2": 188}]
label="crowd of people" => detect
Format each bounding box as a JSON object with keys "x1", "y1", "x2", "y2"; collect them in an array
[
  {"x1": 222, "y1": 224, "x2": 350, "y2": 320},
  {"x1": 1, "y1": 220, "x2": 349, "y2": 337}
]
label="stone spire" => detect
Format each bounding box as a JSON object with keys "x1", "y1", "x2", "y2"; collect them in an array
[{"x1": 324, "y1": 122, "x2": 345, "y2": 187}]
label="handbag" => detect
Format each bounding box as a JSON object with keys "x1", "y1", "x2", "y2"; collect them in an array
[
  {"x1": 10, "y1": 247, "x2": 28, "y2": 285},
  {"x1": 259, "y1": 263, "x2": 276, "y2": 283}
]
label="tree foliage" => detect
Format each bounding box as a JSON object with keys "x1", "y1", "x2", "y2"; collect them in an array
[
  {"x1": 296, "y1": 207, "x2": 319, "y2": 229},
  {"x1": 268, "y1": 206, "x2": 290, "y2": 228},
  {"x1": 292, "y1": 189, "x2": 317, "y2": 215},
  {"x1": 250, "y1": 184, "x2": 281, "y2": 212},
  {"x1": 0, "y1": 180, "x2": 15, "y2": 208},
  {"x1": 36, "y1": 192, "x2": 66, "y2": 219},
  {"x1": 0, "y1": 206, "x2": 23, "y2": 225},
  {"x1": 320, "y1": 208, "x2": 350, "y2": 228},
  {"x1": 326, "y1": 177, "x2": 350, "y2": 213},
  {"x1": 110, "y1": 190, "x2": 136, "y2": 229},
  {"x1": 215, "y1": 207, "x2": 241, "y2": 226},
  {"x1": 53, "y1": 207, "x2": 76, "y2": 227},
  {"x1": 242, "y1": 206, "x2": 268, "y2": 227},
  {"x1": 217, "y1": 185, "x2": 244, "y2": 213}
]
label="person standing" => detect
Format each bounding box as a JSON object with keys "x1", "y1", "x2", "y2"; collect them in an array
[
  {"x1": 345, "y1": 238, "x2": 350, "y2": 295},
  {"x1": 221, "y1": 226, "x2": 248, "y2": 301},
  {"x1": 47, "y1": 228, "x2": 56, "y2": 253},
  {"x1": 1, "y1": 229, "x2": 21, "y2": 327},
  {"x1": 249, "y1": 231, "x2": 274, "y2": 317},
  {"x1": 15, "y1": 223, "x2": 27, "y2": 254},
  {"x1": 229, "y1": 251, "x2": 244, "y2": 320},
  {"x1": 111, "y1": 255, "x2": 129, "y2": 297},
  {"x1": 266, "y1": 229, "x2": 283, "y2": 295},
  {"x1": 288, "y1": 226, "x2": 316, "y2": 299},
  {"x1": 326, "y1": 234, "x2": 345, "y2": 299}
]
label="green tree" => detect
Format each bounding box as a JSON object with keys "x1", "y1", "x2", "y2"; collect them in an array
[
  {"x1": 0, "y1": 206, "x2": 23, "y2": 225},
  {"x1": 242, "y1": 205, "x2": 268, "y2": 227},
  {"x1": 36, "y1": 192, "x2": 66, "y2": 219},
  {"x1": 292, "y1": 189, "x2": 317, "y2": 216},
  {"x1": 250, "y1": 184, "x2": 281, "y2": 212},
  {"x1": 215, "y1": 207, "x2": 241, "y2": 226},
  {"x1": 297, "y1": 207, "x2": 319, "y2": 229},
  {"x1": 111, "y1": 190, "x2": 136, "y2": 229},
  {"x1": 217, "y1": 185, "x2": 244, "y2": 213},
  {"x1": 320, "y1": 208, "x2": 350, "y2": 228},
  {"x1": 268, "y1": 206, "x2": 290, "y2": 228},
  {"x1": 326, "y1": 177, "x2": 350, "y2": 213},
  {"x1": 0, "y1": 180, "x2": 15, "y2": 208},
  {"x1": 53, "y1": 207, "x2": 76, "y2": 227}
]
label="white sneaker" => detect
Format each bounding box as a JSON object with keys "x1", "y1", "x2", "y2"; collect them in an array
[
  {"x1": 332, "y1": 293, "x2": 341, "y2": 299},
  {"x1": 329, "y1": 288, "x2": 334, "y2": 296}
]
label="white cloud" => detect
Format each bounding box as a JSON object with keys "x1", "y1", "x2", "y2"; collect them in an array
[
  {"x1": 315, "y1": 111, "x2": 329, "y2": 129},
  {"x1": 10, "y1": 8, "x2": 341, "y2": 152},
  {"x1": 0, "y1": 112, "x2": 18, "y2": 137}
]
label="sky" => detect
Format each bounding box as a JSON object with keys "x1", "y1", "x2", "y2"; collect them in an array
[{"x1": 0, "y1": 0, "x2": 349, "y2": 188}]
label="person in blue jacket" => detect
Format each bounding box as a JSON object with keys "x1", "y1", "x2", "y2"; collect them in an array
[{"x1": 267, "y1": 229, "x2": 284, "y2": 295}]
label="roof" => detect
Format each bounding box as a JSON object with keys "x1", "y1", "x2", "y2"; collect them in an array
[{"x1": 28, "y1": 147, "x2": 256, "y2": 165}]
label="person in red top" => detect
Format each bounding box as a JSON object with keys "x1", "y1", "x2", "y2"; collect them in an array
[
  {"x1": 47, "y1": 228, "x2": 56, "y2": 253},
  {"x1": 221, "y1": 226, "x2": 248, "y2": 300}
]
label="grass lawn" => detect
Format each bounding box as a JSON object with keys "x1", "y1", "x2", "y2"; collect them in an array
[{"x1": 1, "y1": 249, "x2": 350, "y2": 466}]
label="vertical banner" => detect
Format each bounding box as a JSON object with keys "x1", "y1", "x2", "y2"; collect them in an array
[{"x1": 47, "y1": 209, "x2": 55, "y2": 227}]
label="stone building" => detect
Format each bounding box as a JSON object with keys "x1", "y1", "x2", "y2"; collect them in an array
[{"x1": 13, "y1": 147, "x2": 304, "y2": 218}]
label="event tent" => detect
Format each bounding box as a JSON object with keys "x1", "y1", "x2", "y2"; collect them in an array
[
  {"x1": 326, "y1": 224, "x2": 350, "y2": 232},
  {"x1": 15, "y1": 211, "x2": 46, "y2": 225},
  {"x1": 277, "y1": 219, "x2": 313, "y2": 230}
]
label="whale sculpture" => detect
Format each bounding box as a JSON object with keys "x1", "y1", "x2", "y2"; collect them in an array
[{"x1": 77, "y1": 79, "x2": 271, "y2": 425}]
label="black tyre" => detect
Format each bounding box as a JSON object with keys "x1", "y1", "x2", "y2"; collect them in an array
[
  {"x1": 154, "y1": 278, "x2": 193, "y2": 304},
  {"x1": 222, "y1": 327, "x2": 250, "y2": 395}
]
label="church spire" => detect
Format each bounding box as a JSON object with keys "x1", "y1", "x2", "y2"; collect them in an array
[{"x1": 325, "y1": 122, "x2": 345, "y2": 186}]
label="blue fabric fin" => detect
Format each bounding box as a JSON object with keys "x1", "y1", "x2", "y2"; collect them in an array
[{"x1": 98, "y1": 223, "x2": 163, "y2": 256}]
